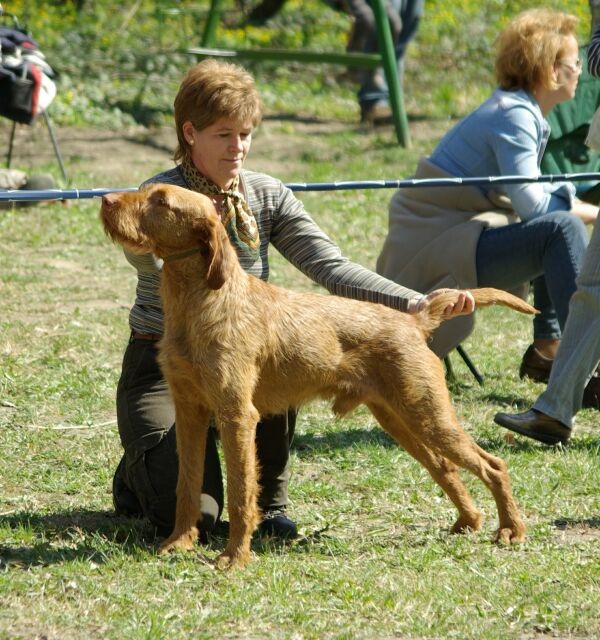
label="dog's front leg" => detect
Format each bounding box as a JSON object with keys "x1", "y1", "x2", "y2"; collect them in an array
[
  {"x1": 158, "y1": 401, "x2": 211, "y2": 555},
  {"x1": 215, "y1": 407, "x2": 260, "y2": 570}
]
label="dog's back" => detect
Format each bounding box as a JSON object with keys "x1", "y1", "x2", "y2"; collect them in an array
[{"x1": 226, "y1": 279, "x2": 536, "y2": 418}]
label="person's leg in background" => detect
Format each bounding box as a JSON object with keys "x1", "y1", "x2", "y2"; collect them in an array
[
  {"x1": 475, "y1": 211, "x2": 589, "y2": 379},
  {"x1": 350, "y1": 0, "x2": 423, "y2": 124},
  {"x1": 394, "y1": 0, "x2": 424, "y2": 88},
  {"x1": 494, "y1": 218, "x2": 600, "y2": 445}
]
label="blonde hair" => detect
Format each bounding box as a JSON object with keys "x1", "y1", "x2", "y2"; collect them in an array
[
  {"x1": 173, "y1": 59, "x2": 263, "y2": 163},
  {"x1": 495, "y1": 8, "x2": 579, "y2": 92}
]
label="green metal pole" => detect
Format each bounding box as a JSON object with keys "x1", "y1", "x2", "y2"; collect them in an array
[
  {"x1": 370, "y1": 0, "x2": 410, "y2": 147},
  {"x1": 202, "y1": 0, "x2": 222, "y2": 46},
  {"x1": 186, "y1": 47, "x2": 382, "y2": 67}
]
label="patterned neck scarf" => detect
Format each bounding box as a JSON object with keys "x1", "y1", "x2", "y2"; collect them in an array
[{"x1": 179, "y1": 158, "x2": 260, "y2": 260}]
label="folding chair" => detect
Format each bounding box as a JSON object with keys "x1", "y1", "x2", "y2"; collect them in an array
[
  {"x1": 444, "y1": 347, "x2": 484, "y2": 386},
  {"x1": 0, "y1": 7, "x2": 68, "y2": 182}
]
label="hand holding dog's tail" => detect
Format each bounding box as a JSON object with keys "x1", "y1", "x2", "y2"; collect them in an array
[{"x1": 416, "y1": 287, "x2": 537, "y2": 336}]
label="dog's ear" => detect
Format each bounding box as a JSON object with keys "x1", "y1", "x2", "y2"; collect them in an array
[
  {"x1": 194, "y1": 217, "x2": 235, "y2": 290},
  {"x1": 101, "y1": 192, "x2": 121, "y2": 207},
  {"x1": 148, "y1": 186, "x2": 169, "y2": 208}
]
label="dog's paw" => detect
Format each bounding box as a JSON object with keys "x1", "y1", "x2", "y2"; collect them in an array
[
  {"x1": 158, "y1": 530, "x2": 197, "y2": 555},
  {"x1": 214, "y1": 549, "x2": 251, "y2": 571},
  {"x1": 451, "y1": 512, "x2": 483, "y2": 534},
  {"x1": 493, "y1": 522, "x2": 526, "y2": 545}
]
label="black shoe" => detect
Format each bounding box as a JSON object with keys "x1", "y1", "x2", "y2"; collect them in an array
[
  {"x1": 519, "y1": 344, "x2": 553, "y2": 383},
  {"x1": 582, "y1": 371, "x2": 600, "y2": 410},
  {"x1": 360, "y1": 101, "x2": 393, "y2": 125},
  {"x1": 258, "y1": 508, "x2": 298, "y2": 539},
  {"x1": 112, "y1": 458, "x2": 143, "y2": 517},
  {"x1": 494, "y1": 409, "x2": 571, "y2": 446}
]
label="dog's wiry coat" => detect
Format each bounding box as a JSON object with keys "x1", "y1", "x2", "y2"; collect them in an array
[{"x1": 101, "y1": 183, "x2": 531, "y2": 569}]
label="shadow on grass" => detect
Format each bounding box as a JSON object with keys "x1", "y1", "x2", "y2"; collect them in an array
[
  {"x1": 293, "y1": 410, "x2": 600, "y2": 458},
  {"x1": 0, "y1": 508, "x2": 160, "y2": 568},
  {"x1": 478, "y1": 434, "x2": 600, "y2": 454},
  {"x1": 263, "y1": 112, "x2": 335, "y2": 125},
  {"x1": 554, "y1": 516, "x2": 600, "y2": 529},
  {"x1": 293, "y1": 426, "x2": 396, "y2": 458},
  {"x1": 0, "y1": 508, "x2": 303, "y2": 568},
  {"x1": 479, "y1": 389, "x2": 538, "y2": 409}
]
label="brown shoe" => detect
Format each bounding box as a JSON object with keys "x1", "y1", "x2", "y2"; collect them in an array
[
  {"x1": 519, "y1": 344, "x2": 553, "y2": 383},
  {"x1": 583, "y1": 371, "x2": 600, "y2": 410},
  {"x1": 494, "y1": 409, "x2": 570, "y2": 445}
]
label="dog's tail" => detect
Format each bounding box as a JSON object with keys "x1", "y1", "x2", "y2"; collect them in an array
[{"x1": 415, "y1": 287, "x2": 537, "y2": 336}]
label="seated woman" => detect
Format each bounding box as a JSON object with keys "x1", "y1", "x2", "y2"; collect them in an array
[
  {"x1": 493, "y1": 18, "x2": 600, "y2": 445},
  {"x1": 376, "y1": 8, "x2": 597, "y2": 381}
]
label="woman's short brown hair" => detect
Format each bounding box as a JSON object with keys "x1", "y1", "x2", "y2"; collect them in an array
[
  {"x1": 495, "y1": 8, "x2": 579, "y2": 92},
  {"x1": 173, "y1": 59, "x2": 263, "y2": 163}
]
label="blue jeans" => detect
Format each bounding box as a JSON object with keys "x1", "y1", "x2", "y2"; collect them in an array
[
  {"x1": 534, "y1": 217, "x2": 600, "y2": 426},
  {"x1": 475, "y1": 212, "x2": 589, "y2": 340},
  {"x1": 355, "y1": 0, "x2": 424, "y2": 108}
]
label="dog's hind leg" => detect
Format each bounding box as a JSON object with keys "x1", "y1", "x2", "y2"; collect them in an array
[
  {"x1": 367, "y1": 402, "x2": 484, "y2": 534},
  {"x1": 215, "y1": 404, "x2": 261, "y2": 570},
  {"x1": 385, "y1": 396, "x2": 525, "y2": 545},
  {"x1": 456, "y1": 443, "x2": 527, "y2": 545},
  {"x1": 159, "y1": 399, "x2": 211, "y2": 555}
]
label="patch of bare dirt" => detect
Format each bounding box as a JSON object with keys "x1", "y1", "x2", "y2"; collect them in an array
[
  {"x1": 0, "y1": 117, "x2": 361, "y2": 187},
  {"x1": 1, "y1": 114, "x2": 450, "y2": 187},
  {"x1": 2, "y1": 122, "x2": 178, "y2": 186},
  {"x1": 553, "y1": 518, "x2": 600, "y2": 543}
]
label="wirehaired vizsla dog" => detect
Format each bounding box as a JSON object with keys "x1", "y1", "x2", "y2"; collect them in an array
[{"x1": 101, "y1": 183, "x2": 531, "y2": 570}]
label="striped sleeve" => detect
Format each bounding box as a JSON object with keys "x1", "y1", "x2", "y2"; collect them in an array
[
  {"x1": 588, "y1": 23, "x2": 600, "y2": 77},
  {"x1": 260, "y1": 177, "x2": 422, "y2": 312}
]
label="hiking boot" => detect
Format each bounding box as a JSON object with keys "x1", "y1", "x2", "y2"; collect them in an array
[
  {"x1": 519, "y1": 344, "x2": 553, "y2": 383},
  {"x1": 258, "y1": 508, "x2": 298, "y2": 539},
  {"x1": 360, "y1": 101, "x2": 393, "y2": 125}
]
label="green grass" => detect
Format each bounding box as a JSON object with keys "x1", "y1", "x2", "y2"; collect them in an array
[
  {"x1": 2, "y1": 119, "x2": 600, "y2": 639},
  {"x1": 2, "y1": 2, "x2": 600, "y2": 638}
]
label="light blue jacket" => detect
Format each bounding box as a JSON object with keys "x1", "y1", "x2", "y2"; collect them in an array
[{"x1": 429, "y1": 88, "x2": 575, "y2": 220}]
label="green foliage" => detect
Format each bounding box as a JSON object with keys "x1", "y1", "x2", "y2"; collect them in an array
[{"x1": 2, "y1": 0, "x2": 592, "y2": 125}]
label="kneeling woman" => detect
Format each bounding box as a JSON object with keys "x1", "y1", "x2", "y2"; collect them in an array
[{"x1": 111, "y1": 58, "x2": 475, "y2": 541}]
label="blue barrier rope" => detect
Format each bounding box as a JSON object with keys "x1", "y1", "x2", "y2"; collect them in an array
[{"x1": 1, "y1": 172, "x2": 600, "y2": 201}]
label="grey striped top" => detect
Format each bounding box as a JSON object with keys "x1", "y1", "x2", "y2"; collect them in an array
[{"x1": 125, "y1": 166, "x2": 421, "y2": 334}]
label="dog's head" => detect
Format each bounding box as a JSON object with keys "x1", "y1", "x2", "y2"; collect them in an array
[{"x1": 100, "y1": 183, "x2": 235, "y2": 289}]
